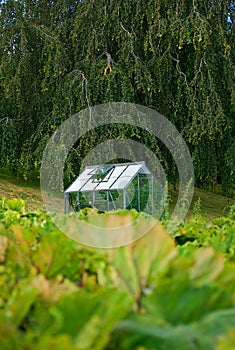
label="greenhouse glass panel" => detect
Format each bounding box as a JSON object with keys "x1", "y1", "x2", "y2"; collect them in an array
[
  {"x1": 96, "y1": 165, "x2": 127, "y2": 190},
  {"x1": 81, "y1": 179, "x2": 99, "y2": 192},
  {"x1": 64, "y1": 161, "x2": 165, "y2": 216},
  {"x1": 65, "y1": 178, "x2": 88, "y2": 193}
]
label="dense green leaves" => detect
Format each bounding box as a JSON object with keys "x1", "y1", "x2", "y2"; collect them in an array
[
  {"x1": 0, "y1": 0, "x2": 234, "y2": 193},
  {"x1": 1, "y1": 199, "x2": 235, "y2": 349},
  {"x1": 174, "y1": 208, "x2": 235, "y2": 261}
]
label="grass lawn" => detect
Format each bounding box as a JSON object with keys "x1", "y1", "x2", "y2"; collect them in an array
[
  {"x1": 0, "y1": 172, "x2": 44, "y2": 212},
  {"x1": 170, "y1": 185, "x2": 234, "y2": 218},
  {"x1": 0, "y1": 172, "x2": 234, "y2": 217}
]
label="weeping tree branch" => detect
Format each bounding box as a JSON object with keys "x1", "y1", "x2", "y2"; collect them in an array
[{"x1": 68, "y1": 70, "x2": 92, "y2": 122}]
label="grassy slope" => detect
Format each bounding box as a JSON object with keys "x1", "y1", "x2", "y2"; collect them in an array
[
  {"x1": 170, "y1": 186, "x2": 233, "y2": 218},
  {"x1": 0, "y1": 172, "x2": 234, "y2": 217},
  {"x1": 0, "y1": 173, "x2": 45, "y2": 212}
]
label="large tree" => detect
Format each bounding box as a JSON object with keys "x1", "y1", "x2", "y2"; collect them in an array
[{"x1": 0, "y1": 0, "x2": 234, "y2": 194}]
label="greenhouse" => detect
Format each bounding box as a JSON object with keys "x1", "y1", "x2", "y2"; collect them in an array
[{"x1": 64, "y1": 161, "x2": 164, "y2": 216}]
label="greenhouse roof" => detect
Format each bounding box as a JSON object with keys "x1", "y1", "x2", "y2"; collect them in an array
[{"x1": 65, "y1": 161, "x2": 151, "y2": 193}]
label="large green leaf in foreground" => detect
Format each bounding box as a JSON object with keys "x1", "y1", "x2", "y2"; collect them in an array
[{"x1": 0, "y1": 199, "x2": 235, "y2": 349}]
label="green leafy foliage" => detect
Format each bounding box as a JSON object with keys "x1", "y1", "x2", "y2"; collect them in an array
[
  {"x1": 0, "y1": 0, "x2": 234, "y2": 193},
  {"x1": 0, "y1": 199, "x2": 235, "y2": 349},
  {"x1": 174, "y1": 209, "x2": 235, "y2": 262}
]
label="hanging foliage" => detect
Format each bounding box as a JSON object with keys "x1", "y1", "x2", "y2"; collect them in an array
[{"x1": 0, "y1": 0, "x2": 234, "y2": 194}]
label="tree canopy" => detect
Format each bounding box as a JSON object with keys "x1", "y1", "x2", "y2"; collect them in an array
[{"x1": 0, "y1": 0, "x2": 234, "y2": 195}]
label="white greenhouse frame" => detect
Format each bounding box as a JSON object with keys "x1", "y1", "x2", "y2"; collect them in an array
[{"x1": 64, "y1": 161, "x2": 163, "y2": 216}]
